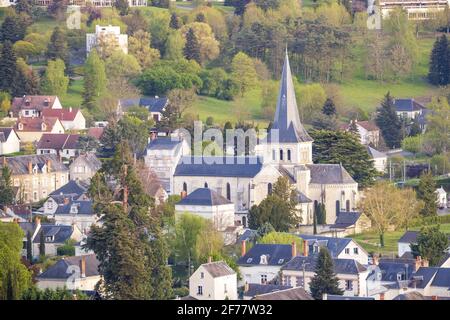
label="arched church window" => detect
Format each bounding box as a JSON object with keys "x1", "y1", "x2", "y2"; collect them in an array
[
  {"x1": 226, "y1": 183, "x2": 231, "y2": 200},
  {"x1": 183, "y1": 182, "x2": 187, "y2": 192},
  {"x1": 272, "y1": 150, "x2": 276, "y2": 161},
  {"x1": 280, "y1": 150, "x2": 284, "y2": 161},
  {"x1": 346, "y1": 200, "x2": 350, "y2": 212},
  {"x1": 204, "y1": 182, "x2": 208, "y2": 188},
  {"x1": 242, "y1": 216, "x2": 247, "y2": 227},
  {"x1": 268, "y1": 183, "x2": 273, "y2": 195},
  {"x1": 336, "y1": 200, "x2": 340, "y2": 216},
  {"x1": 287, "y1": 149, "x2": 291, "y2": 161}
]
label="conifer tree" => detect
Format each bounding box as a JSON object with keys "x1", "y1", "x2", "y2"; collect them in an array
[
  {"x1": 26, "y1": 231, "x2": 33, "y2": 263},
  {"x1": 0, "y1": 15, "x2": 28, "y2": 43},
  {"x1": 15, "y1": 0, "x2": 33, "y2": 15},
  {"x1": 114, "y1": 0, "x2": 129, "y2": 16},
  {"x1": 46, "y1": 27, "x2": 69, "y2": 68},
  {"x1": 309, "y1": 248, "x2": 343, "y2": 300},
  {"x1": 0, "y1": 41, "x2": 18, "y2": 95},
  {"x1": 83, "y1": 50, "x2": 107, "y2": 110},
  {"x1": 183, "y1": 28, "x2": 201, "y2": 64},
  {"x1": 428, "y1": 35, "x2": 450, "y2": 86},
  {"x1": 322, "y1": 98, "x2": 336, "y2": 116},
  {"x1": 376, "y1": 92, "x2": 402, "y2": 149},
  {"x1": 417, "y1": 171, "x2": 437, "y2": 217},
  {"x1": 196, "y1": 12, "x2": 206, "y2": 23},
  {"x1": 39, "y1": 230, "x2": 45, "y2": 257},
  {"x1": 169, "y1": 12, "x2": 181, "y2": 29}
]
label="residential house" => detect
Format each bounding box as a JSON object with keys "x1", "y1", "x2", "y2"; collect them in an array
[
  {"x1": 19, "y1": 218, "x2": 83, "y2": 259},
  {"x1": 52, "y1": 199, "x2": 98, "y2": 234},
  {"x1": 15, "y1": 117, "x2": 65, "y2": 143},
  {"x1": 189, "y1": 260, "x2": 237, "y2": 300},
  {"x1": 438, "y1": 254, "x2": 450, "y2": 268},
  {"x1": 10, "y1": 95, "x2": 62, "y2": 118},
  {"x1": 330, "y1": 211, "x2": 372, "y2": 236},
  {"x1": 394, "y1": 98, "x2": 425, "y2": 120},
  {"x1": 299, "y1": 234, "x2": 369, "y2": 265},
  {"x1": 0, "y1": 127, "x2": 20, "y2": 155},
  {"x1": 42, "y1": 107, "x2": 86, "y2": 130},
  {"x1": 367, "y1": 146, "x2": 387, "y2": 173},
  {"x1": 0, "y1": 205, "x2": 31, "y2": 222},
  {"x1": 436, "y1": 186, "x2": 447, "y2": 209},
  {"x1": 86, "y1": 25, "x2": 128, "y2": 56},
  {"x1": 175, "y1": 188, "x2": 235, "y2": 231},
  {"x1": 36, "y1": 254, "x2": 100, "y2": 292},
  {"x1": 67, "y1": 0, "x2": 147, "y2": 7},
  {"x1": 87, "y1": 127, "x2": 104, "y2": 141},
  {"x1": 323, "y1": 294, "x2": 375, "y2": 300},
  {"x1": 237, "y1": 243, "x2": 295, "y2": 285},
  {"x1": 343, "y1": 120, "x2": 380, "y2": 147},
  {"x1": 117, "y1": 96, "x2": 169, "y2": 122},
  {"x1": 147, "y1": 182, "x2": 168, "y2": 206},
  {"x1": 69, "y1": 153, "x2": 102, "y2": 182},
  {"x1": 37, "y1": 133, "x2": 81, "y2": 159},
  {"x1": 49, "y1": 179, "x2": 89, "y2": 198},
  {"x1": 242, "y1": 283, "x2": 292, "y2": 300},
  {"x1": 379, "y1": 0, "x2": 449, "y2": 20},
  {"x1": 252, "y1": 287, "x2": 313, "y2": 300},
  {"x1": 281, "y1": 247, "x2": 369, "y2": 297},
  {"x1": 1, "y1": 154, "x2": 69, "y2": 203},
  {"x1": 398, "y1": 231, "x2": 450, "y2": 258},
  {"x1": 407, "y1": 267, "x2": 450, "y2": 297}
]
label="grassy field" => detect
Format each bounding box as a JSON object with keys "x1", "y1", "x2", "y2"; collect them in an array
[
  {"x1": 351, "y1": 223, "x2": 450, "y2": 256},
  {"x1": 60, "y1": 79, "x2": 84, "y2": 107}
]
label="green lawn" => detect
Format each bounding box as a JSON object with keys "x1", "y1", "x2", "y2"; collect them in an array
[
  {"x1": 60, "y1": 78, "x2": 84, "y2": 107},
  {"x1": 351, "y1": 223, "x2": 450, "y2": 256}
]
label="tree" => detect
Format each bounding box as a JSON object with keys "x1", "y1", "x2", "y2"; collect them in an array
[
  {"x1": 361, "y1": 181, "x2": 421, "y2": 247},
  {"x1": 231, "y1": 52, "x2": 258, "y2": 96},
  {"x1": 424, "y1": 97, "x2": 450, "y2": 154},
  {"x1": 40, "y1": 59, "x2": 69, "y2": 96},
  {"x1": 259, "y1": 231, "x2": 303, "y2": 248},
  {"x1": 401, "y1": 135, "x2": 422, "y2": 154},
  {"x1": 0, "y1": 166, "x2": 15, "y2": 207},
  {"x1": 13, "y1": 58, "x2": 39, "y2": 97},
  {"x1": 428, "y1": 35, "x2": 450, "y2": 86},
  {"x1": 417, "y1": 171, "x2": 438, "y2": 217},
  {"x1": 322, "y1": 98, "x2": 336, "y2": 116},
  {"x1": 46, "y1": 27, "x2": 69, "y2": 68},
  {"x1": 105, "y1": 50, "x2": 141, "y2": 80},
  {"x1": 0, "y1": 41, "x2": 18, "y2": 95},
  {"x1": 128, "y1": 30, "x2": 160, "y2": 69},
  {"x1": 411, "y1": 226, "x2": 449, "y2": 266},
  {"x1": 376, "y1": 92, "x2": 402, "y2": 149},
  {"x1": 309, "y1": 248, "x2": 343, "y2": 300},
  {"x1": 114, "y1": 0, "x2": 129, "y2": 16},
  {"x1": 0, "y1": 92, "x2": 11, "y2": 116},
  {"x1": 169, "y1": 12, "x2": 181, "y2": 29},
  {"x1": 15, "y1": 0, "x2": 33, "y2": 16},
  {"x1": 39, "y1": 230, "x2": 45, "y2": 257},
  {"x1": 310, "y1": 130, "x2": 378, "y2": 189},
  {"x1": 83, "y1": 50, "x2": 107, "y2": 110},
  {"x1": 314, "y1": 201, "x2": 326, "y2": 225},
  {"x1": 0, "y1": 222, "x2": 32, "y2": 300},
  {"x1": 26, "y1": 231, "x2": 32, "y2": 263},
  {"x1": 183, "y1": 27, "x2": 201, "y2": 64},
  {"x1": 0, "y1": 14, "x2": 29, "y2": 43},
  {"x1": 165, "y1": 31, "x2": 186, "y2": 60},
  {"x1": 86, "y1": 142, "x2": 172, "y2": 299}
]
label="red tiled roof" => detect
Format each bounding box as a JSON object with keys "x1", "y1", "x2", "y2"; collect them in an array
[
  {"x1": 15, "y1": 117, "x2": 60, "y2": 132},
  {"x1": 87, "y1": 127, "x2": 104, "y2": 140},
  {"x1": 37, "y1": 133, "x2": 80, "y2": 150},
  {"x1": 42, "y1": 108, "x2": 80, "y2": 121},
  {"x1": 11, "y1": 96, "x2": 57, "y2": 113}
]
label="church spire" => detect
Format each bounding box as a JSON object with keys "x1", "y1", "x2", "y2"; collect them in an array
[{"x1": 271, "y1": 51, "x2": 312, "y2": 143}]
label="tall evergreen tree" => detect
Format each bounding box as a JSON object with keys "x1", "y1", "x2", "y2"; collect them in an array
[
  {"x1": 309, "y1": 248, "x2": 343, "y2": 300},
  {"x1": 46, "y1": 27, "x2": 69, "y2": 68},
  {"x1": 13, "y1": 58, "x2": 40, "y2": 97},
  {"x1": 376, "y1": 92, "x2": 402, "y2": 149},
  {"x1": 114, "y1": 0, "x2": 129, "y2": 16},
  {"x1": 196, "y1": 12, "x2": 206, "y2": 23},
  {"x1": 417, "y1": 171, "x2": 437, "y2": 217},
  {"x1": 169, "y1": 12, "x2": 181, "y2": 29},
  {"x1": 26, "y1": 231, "x2": 33, "y2": 263},
  {"x1": 0, "y1": 15, "x2": 28, "y2": 43},
  {"x1": 0, "y1": 166, "x2": 15, "y2": 206},
  {"x1": 322, "y1": 98, "x2": 336, "y2": 116},
  {"x1": 15, "y1": 0, "x2": 33, "y2": 15},
  {"x1": 83, "y1": 50, "x2": 107, "y2": 110},
  {"x1": 183, "y1": 28, "x2": 201, "y2": 64},
  {"x1": 39, "y1": 230, "x2": 45, "y2": 257},
  {"x1": 0, "y1": 41, "x2": 18, "y2": 95},
  {"x1": 428, "y1": 35, "x2": 450, "y2": 86}
]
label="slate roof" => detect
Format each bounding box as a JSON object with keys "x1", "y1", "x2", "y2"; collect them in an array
[
  {"x1": 174, "y1": 156, "x2": 264, "y2": 178},
  {"x1": 393, "y1": 292, "x2": 427, "y2": 300},
  {"x1": 37, "y1": 254, "x2": 100, "y2": 280},
  {"x1": 177, "y1": 188, "x2": 232, "y2": 206},
  {"x1": 297, "y1": 190, "x2": 312, "y2": 203},
  {"x1": 50, "y1": 180, "x2": 88, "y2": 197},
  {"x1": 237, "y1": 229, "x2": 257, "y2": 243},
  {"x1": 394, "y1": 99, "x2": 425, "y2": 112},
  {"x1": 147, "y1": 138, "x2": 182, "y2": 151},
  {"x1": 15, "y1": 117, "x2": 60, "y2": 132},
  {"x1": 71, "y1": 153, "x2": 102, "y2": 172},
  {"x1": 237, "y1": 244, "x2": 293, "y2": 266},
  {"x1": 37, "y1": 133, "x2": 80, "y2": 150},
  {"x1": 252, "y1": 287, "x2": 313, "y2": 300},
  {"x1": 0, "y1": 154, "x2": 68, "y2": 175},
  {"x1": 32, "y1": 224, "x2": 75, "y2": 243},
  {"x1": 42, "y1": 108, "x2": 81, "y2": 121},
  {"x1": 411, "y1": 267, "x2": 440, "y2": 289},
  {"x1": 202, "y1": 261, "x2": 235, "y2": 278},
  {"x1": 431, "y1": 268, "x2": 450, "y2": 287},
  {"x1": 398, "y1": 231, "x2": 419, "y2": 243},
  {"x1": 377, "y1": 260, "x2": 416, "y2": 282},
  {"x1": 0, "y1": 127, "x2": 16, "y2": 142},
  {"x1": 307, "y1": 164, "x2": 356, "y2": 184},
  {"x1": 268, "y1": 52, "x2": 312, "y2": 144},
  {"x1": 298, "y1": 234, "x2": 354, "y2": 258},
  {"x1": 281, "y1": 256, "x2": 367, "y2": 275},
  {"x1": 54, "y1": 200, "x2": 93, "y2": 215},
  {"x1": 331, "y1": 212, "x2": 362, "y2": 229},
  {"x1": 438, "y1": 254, "x2": 450, "y2": 267},
  {"x1": 326, "y1": 295, "x2": 375, "y2": 300},
  {"x1": 119, "y1": 96, "x2": 168, "y2": 113},
  {"x1": 243, "y1": 284, "x2": 292, "y2": 298},
  {"x1": 11, "y1": 96, "x2": 57, "y2": 113},
  {"x1": 367, "y1": 146, "x2": 386, "y2": 159}
]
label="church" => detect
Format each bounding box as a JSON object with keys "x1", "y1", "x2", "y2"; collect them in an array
[{"x1": 150, "y1": 52, "x2": 359, "y2": 229}]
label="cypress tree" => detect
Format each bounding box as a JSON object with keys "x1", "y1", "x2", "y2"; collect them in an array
[
  {"x1": 0, "y1": 41, "x2": 18, "y2": 95},
  {"x1": 417, "y1": 171, "x2": 438, "y2": 217},
  {"x1": 15, "y1": 0, "x2": 33, "y2": 15},
  {"x1": 26, "y1": 231, "x2": 33, "y2": 263},
  {"x1": 309, "y1": 248, "x2": 343, "y2": 300},
  {"x1": 169, "y1": 12, "x2": 181, "y2": 29},
  {"x1": 0, "y1": 15, "x2": 28, "y2": 43},
  {"x1": 196, "y1": 12, "x2": 206, "y2": 23},
  {"x1": 376, "y1": 92, "x2": 402, "y2": 149},
  {"x1": 184, "y1": 28, "x2": 201, "y2": 64},
  {"x1": 46, "y1": 27, "x2": 69, "y2": 68},
  {"x1": 322, "y1": 98, "x2": 336, "y2": 116},
  {"x1": 428, "y1": 35, "x2": 450, "y2": 86},
  {"x1": 39, "y1": 230, "x2": 45, "y2": 257},
  {"x1": 82, "y1": 50, "x2": 107, "y2": 110},
  {"x1": 114, "y1": 0, "x2": 129, "y2": 16}
]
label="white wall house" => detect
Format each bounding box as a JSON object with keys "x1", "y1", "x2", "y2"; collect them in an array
[
  {"x1": 367, "y1": 146, "x2": 387, "y2": 173},
  {"x1": 189, "y1": 261, "x2": 237, "y2": 300},
  {"x1": 11, "y1": 95, "x2": 62, "y2": 118},
  {"x1": 42, "y1": 108, "x2": 86, "y2": 131},
  {"x1": 69, "y1": 153, "x2": 102, "y2": 182},
  {"x1": 86, "y1": 25, "x2": 128, "y2": 56},
  {"x1": 436, "y1": 187, "x2": 447, "y2": 209},
  {"x1": 0, "y1": 128, "x2": 20, "y2": 155}
]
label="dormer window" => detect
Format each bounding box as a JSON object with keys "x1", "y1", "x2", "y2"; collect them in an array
[
  {"x1": 46, "y1": 236, "x2": 54, "y2": 242},
  {"x1": 41, "y1": 123, "x2": 47, "y2": 131},
  {"x1": 70, "y1": 205, "x2": 78, "y2": 214},
  {"x1": 18, "y1": 123, "x2": 23, "y2": 130},
  {"x1": 246, "y1": 258, "x2": 253, "y2": 264},
  {"x1": 278, "y1": 259, "x2": 284, "y2": 264},
  {"x1": 260, "y1": 254, "x2": 268, "y2": 265}
]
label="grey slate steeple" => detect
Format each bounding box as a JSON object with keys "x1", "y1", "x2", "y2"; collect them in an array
[{"x1": 270, "y1": 51, "x2": 312, "y2": 143}]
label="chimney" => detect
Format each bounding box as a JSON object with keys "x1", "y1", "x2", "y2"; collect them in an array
[
  {"x1": 64, "y1": 197, "x2": 70, "y2": 205},
  {"x1": 46, "y1": 159, "x2": 51, "y2": 173},
  {"x1": 415, "y1": 256, "x2": 422, "y2": 272},
  {"x1": 431, "y1": 295, "x2": 438, "y2": 301},
  {"x1": 207, "y1": 256, "x2": 212, "y2": 263},
  {"x1": 291, "y1": 241, "x2": 297, "y2": 257},
  {"x1": 35, "y1": 216, "x2": 41, "y2": 227},
  {"x1": 244, "y1": 282, "x2": 249, "y2": 293},
  {"x1": 373, "y1": 254, "x2": 379, "y2": 266},
  {"x1": 180, "y1": 191, "x2": 187, "y2": 199},
  {"x1": 302, "y1": 240, "x2": 309, "y2": 257},
  {"x1": 80, "y1": 256, "x2": 86, "y2": 278},
  {"x1": 150, "y1": 131, "x2": 157, "y2": 141},
  {"x1": 2, "y1": 157, "x2": 6, "y2": 166},
  {"x1": 421, "y1": 258, "x2": 429, "y2": 268},
  {"x1": 379, "y1": 293, "x2": 385, "y2": 301},
  {"x1": 241, "y1": 240, "x2": 247, "y2": 257},
  {"x1": 28, "y1": 161, "x2": 33, "y2": 174},
  {"x1": 69, "y1": 107, "x2": 72, "y2": 112},
  {"x1": 322, "y1": 293, "x2": 328, "y2": 300}
]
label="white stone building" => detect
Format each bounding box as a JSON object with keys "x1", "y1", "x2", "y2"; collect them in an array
[
  {"x1": 367, "y1": 146, "x2": 387, "y2": 173},
  {"x1": 189, "y1": 260, "x2": 237, "y2": 300},
  {"x1": 86, "y1": 25, "x2": 128, "y2": 57},
  {"x1": 0, "y1": 128, "x2": 20, "y2": 155},
  {"x1": 436, "y1": 186, "x2": 447, "y2": 209}
]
